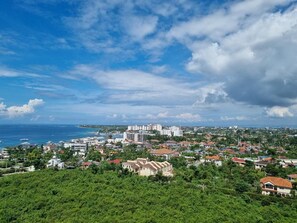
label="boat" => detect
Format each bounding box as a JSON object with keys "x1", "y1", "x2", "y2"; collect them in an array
[{"x1": 20, "y1": 138, "x2": 29, "y2": 141}]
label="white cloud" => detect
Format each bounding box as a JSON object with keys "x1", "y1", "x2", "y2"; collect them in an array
[
  {"x1": 0, "y1": 99, "x2": 44, "y2": 118},
  {"x1": 0, "y1": 102, "x2": 6, "y2": 110},
  {"x1": 167, "y1": 1, "x2": 297, "y2": 109},
  {"x1": 265, "y1": 106, "x2": 293, "y2": 118},
  {"x1": 107, "y1": 113, "x2": 118, "y2": 118},
  {"x1": 30, "y1": 115, "x2": 41, "y2": 121},
  {"x1": 220, "y1": 116, "x2": 248, "y2": 121},
  {"x1": 68, "y1": 65, "x2": 201, "y2": 106},
  {"x1": 175, "y1": 113, "x2": 201, "y2": 120},
  {"x1": 194, "y1": 83, "x2": 228, "y2": 105},
  {"x1": 123, "y1": 15, "x2": 158, "y2": 40},
  {"x1": 145, "y1": 111, "x2": 201, "y2": 121},
  {"x1": 151, "y1": 65, "x2": 168, "y2": 74},
  {"x1": 0, "y1": 66, "x2": 45, "y2": 78},
  {"x1": 168, "y1": 0, "x2": 289, "y2": 41}
]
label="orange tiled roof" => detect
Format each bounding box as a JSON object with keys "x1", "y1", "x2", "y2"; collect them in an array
[
  {"x1": 260, "y1": 176, "x2": 292, "y2": 188},
  {"x1": 232, "y1": 157, "x2": 246, "y2": 163},
  {"x1": 205, "y1": 155, "x2": 221, "y2": 161},
  {"x1": 151, "y1": 148, "x2": 176, "y2": 155}
]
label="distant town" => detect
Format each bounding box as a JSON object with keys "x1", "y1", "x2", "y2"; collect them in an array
[{"x1": 1, "y1": 124, "x2": 297, "y2": 197}]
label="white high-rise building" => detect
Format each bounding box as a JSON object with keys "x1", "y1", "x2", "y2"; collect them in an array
[{"x1": 127, "y1": 124, "x2": 162, "y2": 131}]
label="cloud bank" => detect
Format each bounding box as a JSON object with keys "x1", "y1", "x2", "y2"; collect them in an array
[{"x1": 0, "y1": 99, "x2": 44, "y2": 118}]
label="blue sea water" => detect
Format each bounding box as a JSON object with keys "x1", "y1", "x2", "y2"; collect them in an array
[{"x1": 0, "y1": 125, "x2": 98, "y2": 148}]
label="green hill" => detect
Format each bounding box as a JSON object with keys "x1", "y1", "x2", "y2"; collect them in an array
[{"x1": 0, "y1": 169, "x2": 296, "y2": 223}]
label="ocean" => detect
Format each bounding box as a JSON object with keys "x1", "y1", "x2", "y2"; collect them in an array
[{"x1": 0, "y1": 124, "x2": 98, "y2": 148}]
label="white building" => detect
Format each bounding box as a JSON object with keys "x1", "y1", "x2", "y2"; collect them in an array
[
  {"x1": 122, "y1": 158, "x2": 173, "y2": 177},
  {"x1": 47, "y1": 155, "x2": 64, "y2": 169},
  {"x1": 123, "y1": 132, "x2": 149, "y2": 143},
  {"x1": 64, "y1": 142, "x2": 88, "y2": 156},
  {"x1": 160, "y1": 126, "x2": 183, "y2": 137},
  {"x1": 159, "y1": 129, "x2": 172, "y2": 136},
  {"x1": 127, "y1": 124, "x2": 162, "y2": 131},
  {"x1": 260, "y1": 176, "x2": 292, "y2": 196}
]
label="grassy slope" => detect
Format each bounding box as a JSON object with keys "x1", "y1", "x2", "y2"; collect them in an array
[{"x1": 0, "y1": 170, "x2": 296, "y2": 223}]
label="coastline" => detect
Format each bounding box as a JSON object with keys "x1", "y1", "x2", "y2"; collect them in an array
[{"x1": 0, "y1": 124, "x2": 95, "y2": 148}]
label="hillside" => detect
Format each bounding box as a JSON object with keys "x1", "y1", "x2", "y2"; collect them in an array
[{"x1": 1, "y1": 169, "x2": 296, "y2": 223}]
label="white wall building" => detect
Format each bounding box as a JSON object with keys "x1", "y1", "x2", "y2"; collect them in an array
[
  {"x1": 260, "y1": 176, "x2": 292, "y2": 196},
  {"x1": 127, "y1": 124, "x2": 162, "y2": 131},
  {"x1": 123, "y1": 132, "x2": 149, "y2": 143},
  {"x1": 122, "y1": 158, "x2": 173, "y2": 177},
  {"x1": 64, "y1": 142, "x2": 88, "y2": 156},
  {"x1": 47, "y1": 155, "x2": 64, "y2": 169}
]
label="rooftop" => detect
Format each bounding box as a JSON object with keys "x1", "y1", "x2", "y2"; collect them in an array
[{"x1": 260, "y1": 177, "x2": 292, "y2": 189}]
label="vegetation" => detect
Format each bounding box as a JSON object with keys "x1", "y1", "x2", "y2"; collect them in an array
[{"x1": 1, "y1": 164, "x2": 297, "y2": 223}]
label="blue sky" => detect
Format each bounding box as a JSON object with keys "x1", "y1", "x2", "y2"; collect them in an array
[{"x1": 1, "y1": 0, "x2": 297, "y2": 126}]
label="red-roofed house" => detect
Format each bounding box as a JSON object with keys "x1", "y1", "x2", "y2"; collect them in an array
[
  {"x1": 260, "y1": 176, "x2": 293, "y2": 196},
  {"x1": 288, "y1": 174, "x2": 297, "y2": 182},
  {"x1": 108, "y1": 159, "x2": 122, "y2": 165},
  {"x1": 81, "y1": 162, "x2": 92, "y2": 169},
  {"x1": 232, "y1": 157, "x2": 246, "y2": 167}
]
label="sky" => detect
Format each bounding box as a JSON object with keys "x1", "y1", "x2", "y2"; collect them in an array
[{"x1": 1, "y1": 0, "x2": 297, "y2": 126}]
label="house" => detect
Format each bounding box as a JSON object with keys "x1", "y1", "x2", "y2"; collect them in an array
[
  {"x1": 122, "y1": 158, "x2": 148, "y2": 173},
  {"x1": 25, "y1": 165, "x2": 35, "y2": 172},
  {"x1": 139, "y1": 161, "x2": 173, "y2": 177},
  {"x1": 64, "y1": 142, "x2": 88, "y2": 157},
  {"x1": 108, "y1": 159, "x2": 122, "y2": 165},
  {"x1": 288, "y1": 174, "x2": 297, "y2": 182},
  {"x1": 122, "y1": 158, "x2": 173, "y2": 177},
  {"x1": 232, "y1": 157, "x2": 246, "y2": 167},
  {"x1": 205, "y1": 155, "x2": 222, "y2": 167},
  {"x1": 150, "y1": 148, "x2": 179, "y2": 160},
  {"x1": 81, "y1": 161, "x2": 92, "y2": 169},
  {"x1": 254, "y1": 160, "x2": 269, "y2": 170},
  {"x1": 260, "y1": 176, "x2": 292, "y2": 196},
  {"x1": 47, "y1": 155, "x2": 64, "y2": 169},
  {"x1": 279, "y1": 159, "x2": 297, "y2": 168}
]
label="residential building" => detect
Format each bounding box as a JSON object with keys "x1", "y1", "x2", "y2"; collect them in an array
[
  {"x1": 47, "y1": 155, "x2": 64, "y2": 169},
  {"x1": 122, "y1": 158, "x2": 173, "y2": 177},
  {"x1": 64, "y1": 142, "x2": 88, "y2": 156},
  {"x1": 205, "y1": 155, "x2": 223, "y2": 167},
  {"x1": 159, "y1": 126, "x2": 183, "y2": 137},
  {"x1": 254, "y1": 160, "x2": 269, "y2": 170},
  {"x1": 232, "y1": 157, "x2": 246, "y2": 167},
  {"x1": 127, "y1": 124, "x2": 162, "y2": 131},
  {"x1": 260, "y1": 176, "x2": 292, "y2": 196},
  {"x1": 108, "y1": 159, "x2": 122, "y2": 165},
  {"x1": 288, "y1": 174, "x2": 297, "y2": 182},
  {"x1": 123, "y1": 132, "x2": 149, "y2": 143},
  {"x1": 279, "y1": 159, "x2": 297, "y2": 168},
  {"x1": 150, "y1": 148, "x2": 180, "y2": 160}
]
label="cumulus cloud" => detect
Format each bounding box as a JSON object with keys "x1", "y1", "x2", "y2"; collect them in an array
[
  {"x1": 168, "y1": 0, "x2": 297, "y2": 109},
  {"x1": 194, "y1": 83, "x2": 228, "y2": 105},
  {"x1": 265, "y1": 106, "x2": 293, "y2": 118},
  {"x1": 0, "y1": 99, "x2": 44, "y2": 118}
]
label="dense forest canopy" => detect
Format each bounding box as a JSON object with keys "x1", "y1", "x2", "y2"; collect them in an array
[{"x1": 1, "y1": 169, "x2": 297, "y2": 223}]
